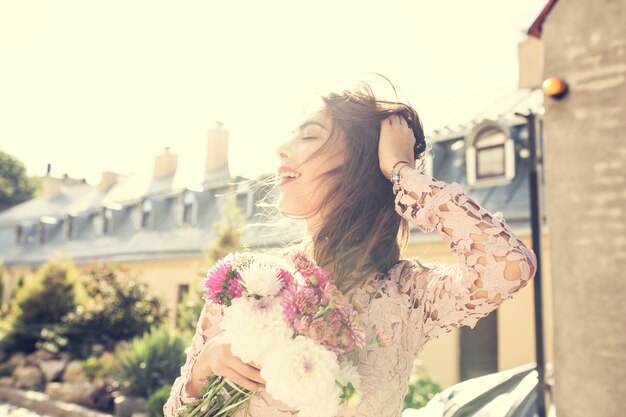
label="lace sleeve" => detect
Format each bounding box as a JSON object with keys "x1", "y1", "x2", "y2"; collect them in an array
[
  {"x1": 394, "y1": 168, "x2": 537, "y2": 342},
  {"x1": 163, "y1": 301, "x2": 224, "y2": 417}
]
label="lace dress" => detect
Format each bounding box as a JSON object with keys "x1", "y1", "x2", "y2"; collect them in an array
[{"x1": 163, "y1": 169, "x2": 538, "y2": 417}]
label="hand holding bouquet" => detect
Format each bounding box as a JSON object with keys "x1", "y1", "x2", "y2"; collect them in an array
[{"x1": 176, "y1": 251, "x2": 369, "y2": 417}]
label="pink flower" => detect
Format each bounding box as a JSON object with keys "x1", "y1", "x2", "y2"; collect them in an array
[
  {"x1": 203, "y1": 257, "x2": 235, "y2": 304},
  {"x1": 291, "y1": 251, "x2": 318, "y2": 277},
  {"x1": 227, "y1": 274, "x2": 243, "y2": 299},
  {"x1": 293, "y1": 316, "x2": 311, "y2": 334},
  {"x1": 277, "y1": 268, "x2": 295, "y2": 288},
  {"x1": 322, "y1": 282, "x2": 345, "y2": 306},
  {"x1": 307, "y1": 267, "x2": 330, "y2": 288},
  {"x1": 280, "y1": 286, "x2": 298, "y2": 326},
  {"x1": 297, "y1": 287, "x2": 319, "y2": 316},
  {"x1": 376, "y1": 329, "x2": 393, "y2": 348}
]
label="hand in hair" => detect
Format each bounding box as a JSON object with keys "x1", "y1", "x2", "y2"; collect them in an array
[{"x1": 378, "y1": 114, "x2": 416, "y2": 178}]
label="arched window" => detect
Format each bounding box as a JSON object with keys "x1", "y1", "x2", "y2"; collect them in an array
[{"x1": 465, "y1": 120, "x2": 516, "y2": 187}]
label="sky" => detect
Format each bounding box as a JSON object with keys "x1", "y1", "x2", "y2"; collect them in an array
[{"x1": 0, "y1": 0, "x2": 547, "y2": 186}]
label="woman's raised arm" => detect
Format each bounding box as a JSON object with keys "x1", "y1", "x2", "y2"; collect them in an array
[{"x1": 393, "y1": 167, "x2": 538, "y2": 342}]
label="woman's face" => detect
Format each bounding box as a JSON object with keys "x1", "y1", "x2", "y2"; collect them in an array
[{"x1": 275, "y1": 107, "x2": 346, "y2": 218}]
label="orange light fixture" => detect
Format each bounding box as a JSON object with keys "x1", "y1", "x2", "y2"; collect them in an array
[{"x1": 542, "y1": 77, "x2": 568, "y2": 99}]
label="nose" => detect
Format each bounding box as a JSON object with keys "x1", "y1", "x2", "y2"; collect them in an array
[{"x1": 275, "y1": 141, "x2": 293, "y2": 160}]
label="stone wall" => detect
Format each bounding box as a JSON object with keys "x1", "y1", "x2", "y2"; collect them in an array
[{"x1": 542, "y1": 1, "x2": 626, "y2": 416}]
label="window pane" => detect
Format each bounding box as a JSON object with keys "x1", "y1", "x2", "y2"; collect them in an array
[
  {"x1": 476, "y1": 146, "x2": 505, "y2": 178},
  {"x1": 476, "y1": 129, "x2": 506, "y2": 147},
  {"x1": 183, "y1": 203, "x2": 192, "y2": 223}
]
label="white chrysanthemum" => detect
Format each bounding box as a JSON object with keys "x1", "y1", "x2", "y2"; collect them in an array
[
  {"x1": 219, "y1": 297, "x2": 292, "y2": 364},
  {"x1": 239, "y1": 264, "x2": 283, "y2": 297},
  {"x1": 292, "y1": 271, "x2": 306, "y2": 286},
  {"x1": 261, "y1": 335, "x2": 341, "y2": 415},
  {"x1": 253, "y1": 253, "x2": 294, "y2": 271}
]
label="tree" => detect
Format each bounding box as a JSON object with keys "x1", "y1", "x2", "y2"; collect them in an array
[
  {"x1": 41, "y1": 264, "x2": 168, "y2": 358},
  {"x1": 177, "y1": 196, "x2": 246, "y2": 334},
  {"x1": 0, "y1": 150, "x2": 38, "y2": 212},
  {"x1": 0, "y1": 259, "x2": 80, "y2": 354}
]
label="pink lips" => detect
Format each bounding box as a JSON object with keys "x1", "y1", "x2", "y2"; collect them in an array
[
  {"x1": 279, "y1": 177, "x2": 296, "y2": 187},
  {"x1": 277, "y1": 166, "x2": 300, "y2": 187}
]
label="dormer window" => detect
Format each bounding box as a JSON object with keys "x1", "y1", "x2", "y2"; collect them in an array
[
  {"x1": 15, "y1": 225, "x2": 23, "y2": 245},
  {"x1": 65, "y1": 215, "x2": 75, "y2": 240},
  {"x1": 237, "y1": 187, "x2": 254, "y2": 218},
  {"x1": 102, "y1": 208, "x2": 113, "y2": 234},
  {"x1": 37, "y1": 216, "x2": 57, "y2": 244},
  {"x1": 37, "y1": 222, "x2": 46, "y2": 244},
  {"x1": 182, "y1": 190, "x2": 198, "y2": 224},
  {"x1": 141, "y1": 199, "x2": 153, "y2": 229},
  {"x1": 465, "y1": 120, "x2": 515, "y2": 187}
]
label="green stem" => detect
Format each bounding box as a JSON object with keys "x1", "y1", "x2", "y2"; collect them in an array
[{"x1": 186, "y1": 378, "x2": 227, "y2": 417}]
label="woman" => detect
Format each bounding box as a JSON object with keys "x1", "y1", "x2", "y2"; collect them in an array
[{"x1": 164, "y1": 82, "x2": 537, "y2": 417}]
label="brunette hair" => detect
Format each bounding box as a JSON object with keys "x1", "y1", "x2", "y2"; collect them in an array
[{"x1": 292, "y1": 80, "x2": 429, "y2": 293}]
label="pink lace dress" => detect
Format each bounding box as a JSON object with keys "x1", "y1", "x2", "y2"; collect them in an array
[{"x1": 163, "y1": 170, "x2": 538, "y2": 417}]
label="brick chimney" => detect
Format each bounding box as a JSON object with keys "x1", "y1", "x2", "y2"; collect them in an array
[
  {"x1": 205, "y1": 122, "x2": 230, "y2": 174},
  {"x1": 43, "y1": 175, "x2": 63, "y2": 200},
  {"x1": 153, "y1": 147, "x2": 178, "y2": 180},
  {"x1": 41, "y1": 163, "x2": 62, "y2": 200},
  {"x1": 99, "y1": 171, "x2": 118, "y2": 192}
]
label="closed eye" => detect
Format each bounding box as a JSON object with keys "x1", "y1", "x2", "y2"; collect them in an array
[{"x1": 302, "y1": 136, "x2": 317, "y2": 140}]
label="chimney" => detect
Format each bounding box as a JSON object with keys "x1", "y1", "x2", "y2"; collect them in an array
[
  {"x1": 153, "y1": 147, "x2": 178, "y2": 180},
  {"x1": 205, "y1": 122, "x2": 229, "y2": 174},
  {"x1": 518, "y1": 36, "x2": 544, "y2": 89},
  {"x1": 43, "y1": 175, "x2": 63, "y2": 200},
  {"x1": 99, "y1": 171, "x2": 118, "y2": 192}
]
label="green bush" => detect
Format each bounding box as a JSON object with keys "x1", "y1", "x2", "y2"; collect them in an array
[
  {"x1": 403, "y1": 360, "x2": 442, "y2": 410},
  {"x1": 82, "y1": 352, "x2": 117, "y2": 380},
  {"x1": 0, "y1": 258, "x2": 4, "y2": 309},
  {"x1": 113, "y1": 326, "x2": 186, "y2": 399},
  {"x1": 40, "y1": 264, "x2": 167, "y2": 358},
  {"x1": 0, "y1": 259, "x2": 79, "y2": 354},
  {"x1": 146, "y1": 385, "x2": 172, "y2": 417}
]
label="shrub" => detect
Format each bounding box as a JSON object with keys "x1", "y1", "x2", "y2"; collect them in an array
[
  {"x1": 113, "y1": 326, "x2": 186, "y2": 399},
  {"x1": 82, "y1": 351, "x2": 117, "y2": 380},
  {"x1": 0, "y1": 258, "x2": 4, "y2": 309},
  {"x1": 146, "y1": 385, "x2": 172, "y2": 417},
  {"x1": 0, "y1": 259, "x2": 79, "y2": 354},
  {"x1": 403, "y1": 360, "x2": 442, "y2": 410},
  {"x1": 40, "y1": 264, "x2": 167, "y2": 358}
]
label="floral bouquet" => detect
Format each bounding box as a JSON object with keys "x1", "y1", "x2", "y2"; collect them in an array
[{"x1": 175, "y1": 251, "x2": 370, "y2": 417}]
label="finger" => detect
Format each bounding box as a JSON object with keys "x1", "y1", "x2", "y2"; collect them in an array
[
  {"x1": 222, "y1": 367, "x2": 263, "y2": 392},
  {"x1": 232, "y1": 359, "x2": 266, "y2": 385},
  {"x1": 226, "y1": 351, "x2": 265, "y2": 384},
  {"x1": 398, "y1": 114, "x2": 408, "y2": 128}
]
